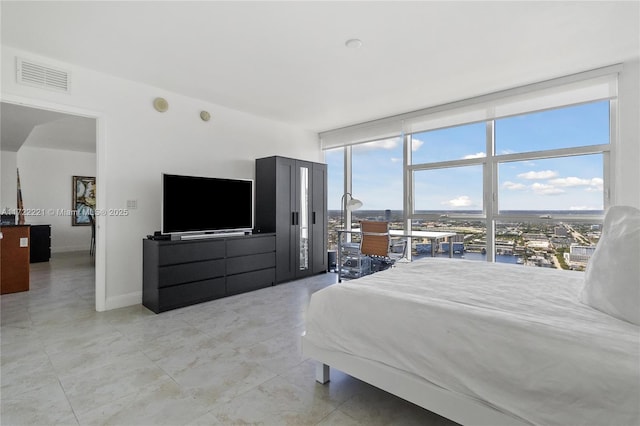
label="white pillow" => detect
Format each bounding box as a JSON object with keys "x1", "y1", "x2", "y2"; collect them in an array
[{"x1": 580, "y1": 205, "x2": 640, "y2": 325}]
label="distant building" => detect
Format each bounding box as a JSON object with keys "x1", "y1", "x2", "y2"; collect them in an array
[
  {"x1": 564, "y1": 244, "x2": 597, "y2": 267},
  {"x1": 527, "y1": 240, "x2": 550, "y2": 250},
  {"x1": 528, "y1": 255, "x2": 553, "y2": 267},
  {"x1": 554, "y1": 226, "x2": 569, "y2": 237},
  {"x1": 571, "y1": 245, "x2": 596, "y2": 256},
  {"x1": 551, "y1": 236, "x2": 571, "y2": 248},
  {"x1": 496, "y1": 240, "x2": 516, "y2": 255},
  {"x1": 523, "y1": 233, "x2": 547, "y2": 241}
]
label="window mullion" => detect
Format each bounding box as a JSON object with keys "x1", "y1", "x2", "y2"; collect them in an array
[
  {"x1": 485, "y1": 120, "x2": 496, "y2": 262},
  {"x1": 606, "y1": 98, "x2": 617, "y2": 207},
  {"x1": 495, "y1": 144, "x2": 609, "y2": 163},
  {"x1": 344, "y1": 146, "x2": 353, "y2": 241},
  {"x1": 404, "y1": 133, "x2": 413, "y2": 260}
]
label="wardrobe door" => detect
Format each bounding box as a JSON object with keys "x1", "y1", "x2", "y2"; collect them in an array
[
  {"x1": 275, "y1": 157, "x2": 297, "y2": 283},
  {"x1": 311, "y1": 162, "x2": 327, "y2": 274}
]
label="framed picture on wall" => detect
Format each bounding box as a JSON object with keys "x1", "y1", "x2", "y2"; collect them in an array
[{"x1": 72, "y1": 176, "x2": 96, "y2": 226}]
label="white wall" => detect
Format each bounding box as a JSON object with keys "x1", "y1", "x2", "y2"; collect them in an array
[
  {"x1": 1, "y1": 151, "x2": 18, "y2": 212},
  {"x1": 1, "y1": 45, "x2": 321, "y2": 310},
  {"x1": 616, "y1": 59, "x2": 640, "y2": 208},
  {"x1": 17, "y1": 146, "x2": 96, "y2": 252}
]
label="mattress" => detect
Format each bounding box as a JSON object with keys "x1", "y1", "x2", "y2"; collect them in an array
[{"x1": 304, "y1": 258, "x2": 640, "y2": 426}]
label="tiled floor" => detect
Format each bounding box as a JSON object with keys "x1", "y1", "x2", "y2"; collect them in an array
[{"x1": 1, "y1": 252, "x2": 456, "y2": 425}]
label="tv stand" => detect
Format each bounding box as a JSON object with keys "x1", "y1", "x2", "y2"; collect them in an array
[{"x1": 143, "y1": 233, "x2": 275, "y2": 313}]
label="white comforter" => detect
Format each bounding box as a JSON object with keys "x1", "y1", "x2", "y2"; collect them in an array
[{"x1": 304, "y1": 258, "x2": 640, "y2": 426}]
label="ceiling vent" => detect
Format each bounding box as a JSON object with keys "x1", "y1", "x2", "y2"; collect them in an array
[{"x1": 16, "y1": 57, "x2": 70, "y2": 93}]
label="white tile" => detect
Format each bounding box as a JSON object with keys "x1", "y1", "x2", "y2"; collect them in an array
[
  {"x1": 0, "y1": 381, "x2": 79, "y2": 425},
  {"x1": 207, "y1": 376, "x2": 338, "y2": 425},
  {"x1": 75, "y1": 377, "x2": 210, "y2": 426},
  {"x1": 162, "y1": 348, "x2": 277, "y2": 403},
  {"x1": 58, "y1": 352, "x2": 172, "y2": 416},
  {"x1": 239, "y1": 328, "x2": 307, "y2": 375},
  {"x1": 46, "y1": 331, "x2": 142, "y2": 377},
  {"x1": 279, "y1": 360, "x2": 373, "y2": 406},
  {"x1": 316, "y1": 409, "x2": 364, "y2": 426},
  {"x1": 0, "y1": 252, "x2": 456, "y2": 426},
  {"x1": 337, "y1": 383, "x2": 453, "y2": 426}
]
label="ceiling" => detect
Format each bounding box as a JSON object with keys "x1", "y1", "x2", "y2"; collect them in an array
[
  {"x1": 1, "y1": 102, "x2": 96, "y2": 153},
  {"x1": 1, "y1": 1, "x2": 639, "y2": 136}
]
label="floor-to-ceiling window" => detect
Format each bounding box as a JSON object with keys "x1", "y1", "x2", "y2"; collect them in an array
[
  {"x1": 323, "y1": 69, "x2": 616, "y2": 270},
  {"x1": 408, "y1": 100, "x2": 610, "y2": 267}
]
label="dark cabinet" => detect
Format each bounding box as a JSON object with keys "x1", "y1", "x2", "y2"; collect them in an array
[
  {"x1": 143, "y1": 233, "x2": 276, "y2": 313},
  {"x1": 255, "y1": 156, "x2": 327, "y2": 283},
  {"x1": 30, "y1": 224, "x2": 51, "y2": 263}
]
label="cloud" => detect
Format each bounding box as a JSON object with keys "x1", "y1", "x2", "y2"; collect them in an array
[
  {"x1": 531, "y1": 182, "x2": 565, "y2": 195},
  {"x1": 390, "y1": 157, "x2": 402, "y2": 163},
  {"x1": 591, "y1": 177, "x2": 603, "y2": 187},
  {"x1": 411, "y1": 138, "x2": 424, "y2": 151},
  {"x1": 517, "y1": 170, "x2": 559, "y2": 180},
  {"x1": 441, "y1": 195, "x2": 474, "y2": 207},
  {"x1": 502, "y1": 181, "x2": 527, "y2": 190},
  {"x1": 463, "y1": 152, "x2": 485, "y2": 159},
  {"x1": 549, "y1": 177, "x2": 603, "y2": 190}
]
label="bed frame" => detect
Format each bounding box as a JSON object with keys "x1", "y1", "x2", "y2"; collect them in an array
[{"x1": 301, "y1": 335, "x2": 530, "y2": 426}]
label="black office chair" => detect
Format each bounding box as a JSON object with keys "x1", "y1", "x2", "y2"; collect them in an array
[{"x1": 89, "y1": 214, "x2": 96, "y2": 256}]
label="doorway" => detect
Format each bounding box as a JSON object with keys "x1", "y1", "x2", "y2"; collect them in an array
[{"x1": 0, "y1": 98, "x2": 106, "y2": 311}]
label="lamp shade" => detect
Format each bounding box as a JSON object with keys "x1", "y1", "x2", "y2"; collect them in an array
[{"x1": 346, "y1": 197, "x2": 363, "y2": 211}]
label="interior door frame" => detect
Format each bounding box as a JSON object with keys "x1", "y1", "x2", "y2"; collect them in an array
[{"x1": 1, "y1": 94, "x2": 107, "y2": 311}]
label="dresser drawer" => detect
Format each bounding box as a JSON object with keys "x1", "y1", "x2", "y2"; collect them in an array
[
  {"x1": 158, "y1": 259, "x2": 225, "y2": 287},
  {"x1": 158, "y1": 240, "x2": 225, "y2": 265},
  {"x1": 158, "y1": 277, "x2": 226, "y2": 311},
  {"x1": 226, "y1": 252, "x2": 276, "y2": 276},
  {"x1": 226, "y1": 268, "x2": 275, "y2": 295},
  {"x1": 226, "y1": 235, "x2": 275, "y2": 257}
]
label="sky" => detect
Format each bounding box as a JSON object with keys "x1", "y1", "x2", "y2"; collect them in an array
[{"x1": 326, "y1": 101, "x2": 608, "y2": 212}]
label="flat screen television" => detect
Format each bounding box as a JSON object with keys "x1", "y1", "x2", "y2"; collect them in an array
[{"x1": 161, "y1": 173, "x2": 253, "y2": 235}]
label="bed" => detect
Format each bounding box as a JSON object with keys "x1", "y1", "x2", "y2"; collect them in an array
[{"x1": 302, "y1": 207, "x2": 640, "y2": 426}]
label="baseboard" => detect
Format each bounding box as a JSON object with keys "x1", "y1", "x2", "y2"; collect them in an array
[{"x1": 105, "y1": 291, "x2": 142, "y2": 311}]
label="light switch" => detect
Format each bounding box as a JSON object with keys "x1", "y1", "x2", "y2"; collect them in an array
[{"x1": 20, "y1": 237, "x2": 28, "y2": 247}]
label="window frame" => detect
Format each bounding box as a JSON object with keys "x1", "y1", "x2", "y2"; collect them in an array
[
  {"x1": 327, "y1": 99, "x2": 615, "y2": 263},
  {"x1": 408, "y1": 100, "x2": 613, "y2": 262}
]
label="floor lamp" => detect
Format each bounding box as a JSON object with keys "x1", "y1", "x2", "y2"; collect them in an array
[{"x1": 341, "y1": 192, "x2": 363, "y2": 229}]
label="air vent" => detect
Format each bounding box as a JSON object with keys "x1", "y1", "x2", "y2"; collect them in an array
[{"x1": 16, "y1": 57, "x2": 70, "y2": 93}]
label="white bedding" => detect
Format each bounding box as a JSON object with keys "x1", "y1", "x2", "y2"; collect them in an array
[{"x1": 304, "y1": 258, "x2": 640, "y2": 426}]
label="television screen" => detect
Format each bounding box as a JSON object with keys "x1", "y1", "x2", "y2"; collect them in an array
[{"x1": 162, "y1": 173, "x2": 253, "y2": 234}]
